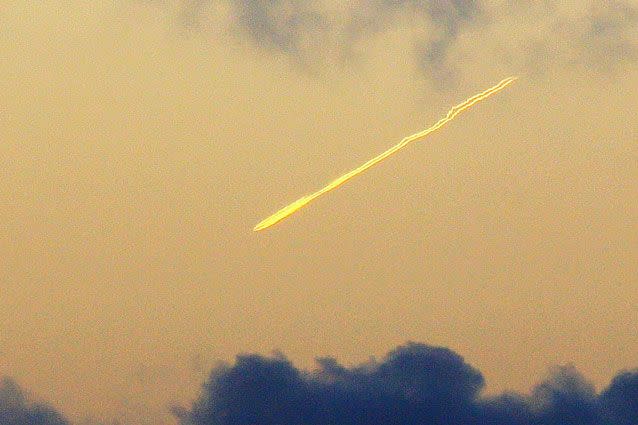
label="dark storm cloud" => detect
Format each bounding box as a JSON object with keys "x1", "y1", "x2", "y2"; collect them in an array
[
  {"x1": 175, "y1": 342, "x2": 638, "y2": 425},
  {"x1": 0, "y1": 378, "x2": 69, "y2": 425}
]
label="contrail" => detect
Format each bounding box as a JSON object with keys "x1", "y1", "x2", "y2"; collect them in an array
[{"x1": 254, "y1": 76, "x2": 517, "y2": 231}]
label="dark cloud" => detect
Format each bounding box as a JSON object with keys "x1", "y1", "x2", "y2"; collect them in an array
[
  {"x1": 600, "y1": 371, "x2": 638, "y2": 425},
  {"x1": 175, "y1": 342, "x2": 638, "y2": 425},
  {"x1": 3, "y1": 343, "x2": 637, "y2": 424},
  {"x1": 0, "y1": 378, "x2": 69, "y2": 425}
]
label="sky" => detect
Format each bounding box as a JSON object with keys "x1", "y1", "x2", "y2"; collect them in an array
[{"x1": 0, "y1": 1, "x2": 637, "y2": 424}]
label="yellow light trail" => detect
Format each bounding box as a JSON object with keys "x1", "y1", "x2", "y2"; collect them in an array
[{"x1": 254, "y1": 76, "x2": 517, "y2": 231}]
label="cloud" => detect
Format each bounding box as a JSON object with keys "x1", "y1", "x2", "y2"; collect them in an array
[
  {"x1": 227, "y1": 0, "x2": 332, "y2": 62},
  {"x1": 175, "y1": 342, "x2": 638, "y2": 425},
  {"x1": 179, "y1": 0, "x2": 483, "y2": 82},
  {"x1": 600, "y1": 371, "x2": 638, "y2": 425},
  {"x1": 347, "y1": 0, "x2": 483, "y2": 84},
  {"x1": 3, "y1": 343, "x2": 637, "y2": 424},
  {"x1": 177, "y1": 0, "x2": 638, "y2": 83},
  {"x1": 578, "y1": 1, "x2": 638, "y2": 69},
  {"x1": 513, "y1": 1, "x2": 638, "y2": 75},
  {"x1": 0, "y1": 378, "x2": 69, "y2": 425}
]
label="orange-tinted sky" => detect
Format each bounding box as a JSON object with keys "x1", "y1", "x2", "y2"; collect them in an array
[{"x1": 1, "y1": 1, "x2": 636, "y2": 424}]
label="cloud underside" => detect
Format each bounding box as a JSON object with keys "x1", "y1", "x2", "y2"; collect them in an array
[{"x1": 183, "y1": 0, "x2": 638, "y2": 83}]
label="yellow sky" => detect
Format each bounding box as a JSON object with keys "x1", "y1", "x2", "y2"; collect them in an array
[{"x1": 1, "y1": 2, "x2": 636, "y2": 424}]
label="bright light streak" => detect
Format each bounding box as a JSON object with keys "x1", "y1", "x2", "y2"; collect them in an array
[{"x1": 254, "y1": 76, "x2": 517, "y2": 231}]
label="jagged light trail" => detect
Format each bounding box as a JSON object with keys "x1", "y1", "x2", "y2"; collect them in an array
[{"x1": 254, "y1": 76, "x2": 517, "y2": 231}]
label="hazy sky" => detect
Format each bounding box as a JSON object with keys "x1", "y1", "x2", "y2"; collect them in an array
[{"x1": 1, "y1": 1, "x2": 637, "y2": 424}]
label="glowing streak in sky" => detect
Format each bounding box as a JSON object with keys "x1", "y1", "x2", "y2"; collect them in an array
[{"x1": 254, "y1": 76, "x2": 517, "y2": 231}]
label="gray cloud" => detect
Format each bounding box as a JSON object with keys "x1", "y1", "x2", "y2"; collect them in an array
[
  {"x1": 0, "y1": 378, "x2": 69, "y2": 425},
  {"x1": 513, "y1": 1, "x2": 638, "y2": 75},
  {"x1": 176, "y1": 0, "x2": 638, "y2": 83},
  {"x1": 347, "y1": 0, "x2": 483, "y2": 84},
  {"x1": 579, "y1": 1, "x2": 638, "y2": 69},
  {"x1": 229, "y1": 0, "x2": 331, "y2": 63},
  {"x1": 179, "y1": 0, "x2": 482, "y2": 82}
]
